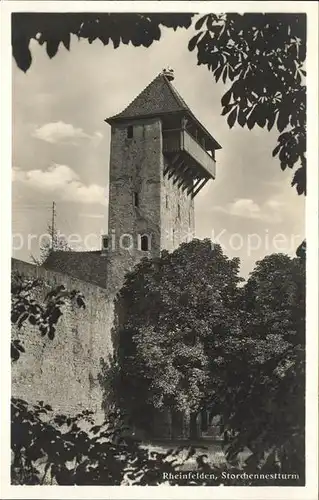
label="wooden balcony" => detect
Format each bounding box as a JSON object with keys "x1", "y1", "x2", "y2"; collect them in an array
[{"x1": 163, "y1": 129, "x2": 216, "y2": 180}]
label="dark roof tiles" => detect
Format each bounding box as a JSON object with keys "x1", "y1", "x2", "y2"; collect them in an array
[
  {"x1": 43, "y1": 251, "x2": 108, "y2": 289},
  {"x1": 106, "y1": 73, "x2": 188, "y2": 122}
]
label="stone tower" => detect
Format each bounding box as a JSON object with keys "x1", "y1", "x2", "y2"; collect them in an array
[{"x1": 104, "y1": 69, "x2": 221, "y2": 295}]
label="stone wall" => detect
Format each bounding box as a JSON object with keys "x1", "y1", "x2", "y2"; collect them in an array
[{"x1": 11, "y1": 259, "x2": 114, "y2": 421}]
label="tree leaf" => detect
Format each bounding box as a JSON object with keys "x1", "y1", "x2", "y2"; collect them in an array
[
  {"x1": 227, "y1": 108, "x2": 237, "y2": 129},
  {"x1": 272, "y1": 144, "x2": 281, "y2": 157},
  {"x1": 221, "y1": 103, "x2": 234, "y2": 116},
  {"x1": 188, "y1": 31, "x2": 203, "y2": 52},
  {"x1": 277, "y1": 108, "x2": 290, "y2": 133},
  {"x1": 46, "y1": 39, "x2": 60, "y2": 59},
  {"x1": 291, "y1": 165, "x2": 306, "y2": 195},
  {"x1": 256, "y1": 107, "x2": 267, "y2": 128},
  {"x1": 214, "y1": 65, "x2": 223, "y2": 82},
  {"x1": 15, "y1": 341, "x2": 25, "y2": 353},
  {"x1": 48, "y1": 327, "x2": 55, "y2": 340},
  {"x1": 221, "y1": 89, "x2": 232, "y2": 107},
  {"x1": 61, "y1": 33, "x2": 71, "y2": 50},
  {"x1": 247, "y1": 107, "x2": 257, "y2": 130},
  {"x1": 267, "y1": 112, "x2": 277, "y2": 131},
  {"x1": 222, "y1": 65, "x2": 228, "y2": 83},
  {"x1": 12, "y1": 37, "x2": 32, "y2": 72},
  {"x1": 237, "y1": 109, "x2": 246, "y2": 127},
  {"x1": 195, "y1": 15, "x2": 209, "y2": 30},
  {"x1": 11, "y1": 343, "x2": 20, "y2": 361}
]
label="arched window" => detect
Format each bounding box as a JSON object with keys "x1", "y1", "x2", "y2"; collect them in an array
[{"x1": 140, "y1": 235, "x2": 149, "y2": 251}]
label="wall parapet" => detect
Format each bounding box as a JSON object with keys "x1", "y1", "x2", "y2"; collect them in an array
[{"x1": 12, "y1": 258, "x2": 108, "y2": 298}]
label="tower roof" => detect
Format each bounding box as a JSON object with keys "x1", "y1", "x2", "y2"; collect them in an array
[
  {"x1": 106, "y1": 72, "x2": 189, "y2": 121},
  {"x1": 105, "y1": 71, "x2": 221, "y2": 150}
]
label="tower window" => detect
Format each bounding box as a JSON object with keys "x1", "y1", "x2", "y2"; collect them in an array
[
  {"x1": 140, "y1": 234, "x2": 150, "y2": 251},
  {"x1": 134, "y1": 192, "x2": 139, "y2": 207},
  {"x1": 127, "y1": 125, "x2": 133, "y2": 138},
  {"x1": 166, "y1": 195, "x2": 169, "y2": 209},
  {"x1": 102, "y1": 235, "x2": 108, "y2": 249},
  {"x1": 177, "y1": 204, "x2": 181, "y2": 220}
]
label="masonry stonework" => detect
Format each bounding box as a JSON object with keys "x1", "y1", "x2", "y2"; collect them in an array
[
  {"x1": 11, "y1": 259, "x2": 113, "y2": 421},
  {"x1": 106, "y1": 117, "x2": 163, "y2": 295}
]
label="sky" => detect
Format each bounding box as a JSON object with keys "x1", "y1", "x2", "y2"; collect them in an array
[{"x1": 12, "y1": 20, "x2": 305, "y2": 278}]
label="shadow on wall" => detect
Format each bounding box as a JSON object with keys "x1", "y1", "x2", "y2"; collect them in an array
[
  {"x1": 97, "y1": 287, "x2": 123, "y2": 418},
  {"x1": 97, "y1": 354, "x2": 118, "y2": 415},
  {"x1": 97, "y1": 354, "x2": 152, "y2": 440}
]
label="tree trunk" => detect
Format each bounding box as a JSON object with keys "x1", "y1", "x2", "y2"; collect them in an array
[
  {"x1": 189, "y1": 412, "x2": 199, "y2": 439},
  {"x1": 200, "y1": 408, "x2": 208, "y2": 432}
]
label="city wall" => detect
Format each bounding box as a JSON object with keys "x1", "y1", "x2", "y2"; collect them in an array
[{"x1": 11, "y1": 259, "x2": 114, "y2": 421}]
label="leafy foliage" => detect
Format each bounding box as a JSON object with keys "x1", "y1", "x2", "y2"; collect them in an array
[
  {"x1": 296, "y1": 239, "x2": 306, "y2": 260},
  {"x1": 114, "y1": 239, "x2": 243, "y2": 435},
  {"x1": 189, "y1": 13, "x2": 307, "y2": 195},
  {"x1": 224, "y1": 344, "x2": 305, "y2": 480},
  {"x1": 12, "y1": 13, "x2": 194, "y2": 72},
  {"x1": 242, "y1": 253, "x2": 305, "y2": 344},
  {"x1": 11, "y1": 272, "x2": 85, "y2": 361},
  {"x1": 31, "y1": 223, "x2": 72, "y2": 266},
  {"x1": 11, "y1": 399, "x2": 190, "y2": 485},
  {"x1": 14, "y1": 396, "x2": 279, "y2": 485},
  {"x1": 114, "y1": 244, "x2": 305, "y2": 479},
  {"x1": 218, "y1": 254, "x2": 305, "y2": 477}
]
